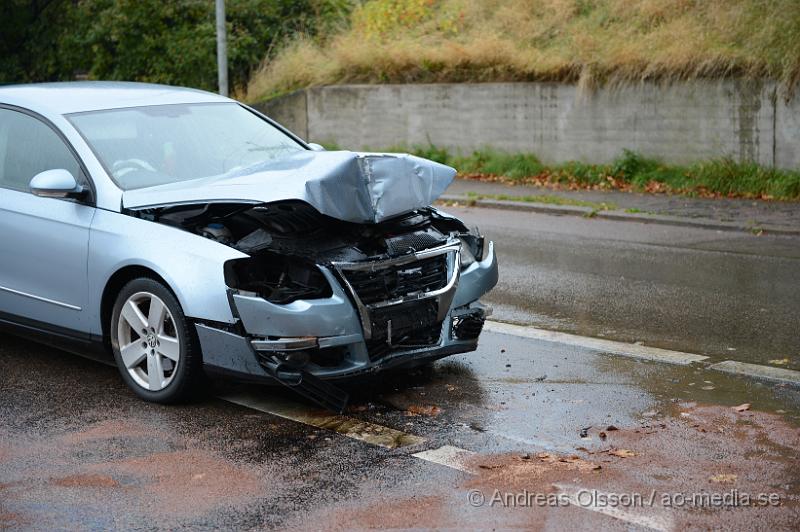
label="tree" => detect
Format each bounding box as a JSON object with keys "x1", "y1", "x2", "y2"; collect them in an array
[{"x1": 0, "y1": 0, "x2": 353, "y2": 92}]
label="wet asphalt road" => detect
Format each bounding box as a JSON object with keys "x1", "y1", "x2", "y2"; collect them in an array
[
  {"x1": 445, "y1": 205, "x2": 800, "y2": 367},
  {"x1": 2, "y1": 329, "x2": 799, "y2": 529},
  {"x1": 2, "y1": 208, "x2": 800, "y2": 530}
]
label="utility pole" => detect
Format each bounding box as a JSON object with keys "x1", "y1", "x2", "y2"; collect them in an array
[{"x1": 215, "y1": 0, "x2": 228, "y2": 96}]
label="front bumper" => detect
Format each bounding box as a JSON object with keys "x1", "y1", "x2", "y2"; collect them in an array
[{"x1": 199, "y1": 241, "x2": 498, "y2": 381}]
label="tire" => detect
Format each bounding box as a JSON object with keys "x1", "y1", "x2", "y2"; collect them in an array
[{"x1": 110, "y1": 277, "x2": 203, "y2": 403}]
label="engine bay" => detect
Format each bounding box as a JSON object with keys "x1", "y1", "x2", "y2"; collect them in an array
[{"x1": 129, "y1": 200, "x2": 482, "y2": 305}]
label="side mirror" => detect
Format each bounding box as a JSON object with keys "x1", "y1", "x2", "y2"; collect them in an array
[
  {"x1": 30, "y1": 169, "x2": 84, "y2": 199},
  {"x1": 307, "y1": 143, "x2": 326, "y2": 152}
]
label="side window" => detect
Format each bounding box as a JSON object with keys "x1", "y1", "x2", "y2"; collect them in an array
[{"x1": 0, "y1": 108, "x2": 82, "y2": 193}]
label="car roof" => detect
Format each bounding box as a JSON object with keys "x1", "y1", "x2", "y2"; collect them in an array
[{"x1": 0, "y1": 81, "x2": 231, "y2": 115}]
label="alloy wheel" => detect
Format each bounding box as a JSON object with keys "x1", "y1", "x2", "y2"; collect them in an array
[{"x1": 116, "y1": 291, "x2": 181, "y2": 391}]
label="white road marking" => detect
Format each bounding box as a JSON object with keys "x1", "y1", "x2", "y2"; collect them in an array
[
  {"x1": 485, "y1": 321, "x2": 709, "y2": 366},
  {"x1": 710, "y1": 360, "x2": 800, "y2": 385},
  {"x1": 554, "y1": 484, "x2": 674, "y2": 532},
  {"x1": 218, "y1": 392, "x2": 425, "y2": 449},
  {"x1": 412, "y1": 445, "x2": 478, "y2": 473}
]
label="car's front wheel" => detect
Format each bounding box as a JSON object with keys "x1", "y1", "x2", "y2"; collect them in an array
[{"x1": 110, "y1": 277, "x2": 202, "y2": 403}]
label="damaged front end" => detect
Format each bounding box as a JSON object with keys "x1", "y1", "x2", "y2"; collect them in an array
[{"x1": 131, "y1": 198, "x2": 497, "y2": 412}]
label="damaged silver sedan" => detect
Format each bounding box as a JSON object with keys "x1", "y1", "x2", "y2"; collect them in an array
[{"x1": 0, "y1": 82, "x2": 498, "y2": 411}]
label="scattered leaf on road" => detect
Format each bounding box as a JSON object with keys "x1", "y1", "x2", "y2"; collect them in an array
[
  {"x1": 709, "y1": 474, "x2": 737, "y2": 483},
  {"x1": 536, "y1": 452, "x2": 601, "y2": 470},
  {"x1": 733, "y1": 403, "x2": 751, "y2": 412},
  {"x1": 609, "y1": 449, "x2": 636, "y2": 458},
  {"x1": 405, "y1": 405, "x2": 442, "y2": 417},
  {"x1": 769, "y1": 358, "x2": 790, "y2": 365}
]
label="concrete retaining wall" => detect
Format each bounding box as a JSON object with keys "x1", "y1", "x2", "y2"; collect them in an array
[{"x1": 254, "y1": 81, "x2": 798, "y2": 169}]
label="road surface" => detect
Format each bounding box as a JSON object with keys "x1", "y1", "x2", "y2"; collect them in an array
[{"x1": 2, "y1": 208, "x2": 798, "y2": 530}]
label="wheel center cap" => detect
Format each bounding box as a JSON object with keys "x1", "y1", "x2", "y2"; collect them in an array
[{"x1": 147, "y1": 333, "x2": 157, "y2": 348}]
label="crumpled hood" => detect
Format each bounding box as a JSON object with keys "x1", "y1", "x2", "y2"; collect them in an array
[{"x1": 122, "y1": 150, "x2": 456, "y2": 223}]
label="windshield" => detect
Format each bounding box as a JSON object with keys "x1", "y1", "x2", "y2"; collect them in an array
[{"x1": 68, "y1": 103, "x2": 304, "y2": 190}]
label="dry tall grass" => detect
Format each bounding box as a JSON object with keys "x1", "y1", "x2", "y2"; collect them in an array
[{"x1": 245, "y1": 0, "x2": 800, "y2": 102}]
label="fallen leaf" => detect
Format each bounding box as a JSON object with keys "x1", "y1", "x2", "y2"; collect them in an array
[
  {"x1": 405, "y1": 405, "x2": 442, "y2": 417},
  {"x1": 609, "y1": 449, "x2": 636, "y2": 458},
  {"x1": 769, "y1": 358, "x2": 790, "y2": 366},
  {"x1": 733, "y1": 403, "x2": 751, "y2": 412},
  {"x1": 606, "y1": 425, "x2": 619, "y2": 431},
  {"x1": 599, "y1": 431, "x2": 607, "y2": 440},
  {"x1": 701, "y1": 386, "x2": 715, "y2": 391},
  {"x1": 709, "y1": 474, "x2": 737, "y2": 483}
]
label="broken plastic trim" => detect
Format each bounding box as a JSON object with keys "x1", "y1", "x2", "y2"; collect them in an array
[
  {"x1": 332, "y1": 239, "x2": 461, "y2": 340},
  {"x1": 251, "y1": 337, "x2": 318, "y2": 352},
  {"x1": 273, "y1": 363, "x2": 349, "y2": 413}
]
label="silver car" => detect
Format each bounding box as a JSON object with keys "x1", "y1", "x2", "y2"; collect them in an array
[{"x1": 0, "y1": 82, "x2": 498, "y2": 411}]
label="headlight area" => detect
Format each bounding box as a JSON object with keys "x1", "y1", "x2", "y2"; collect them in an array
[
  {"x1": 459, "y1": 233, "x2": 485, "y2": 269},
  {"x1": 224, "y1": 253, "x2": 332, "y2": 304}
]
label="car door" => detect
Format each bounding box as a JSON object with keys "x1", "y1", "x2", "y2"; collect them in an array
[{"x1": 0, "y1": 107, "x2": 95, "y2": 335}]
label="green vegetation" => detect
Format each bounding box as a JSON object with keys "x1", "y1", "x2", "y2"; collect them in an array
[
  {"x1": 1, "y1": 0, "x2": 351, "y2": 93},
  {"x1": 247, "y1": 0, "x2": 800, "y2": 101},
  {"x1": 464, "y1": 191, "x2": 617, "y2": 211},
  {"x1": 390, "y1": 146, "x2": 800, "y2": 200}
]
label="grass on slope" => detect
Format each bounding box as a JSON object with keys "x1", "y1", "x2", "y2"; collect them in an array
[{"x1": 246, "y1": 0, "x2": 800, "y2": 101}]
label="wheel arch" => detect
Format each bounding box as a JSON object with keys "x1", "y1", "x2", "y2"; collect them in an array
[{"x1": 100, "y1": 265, "x2": 173, "y2": 345}]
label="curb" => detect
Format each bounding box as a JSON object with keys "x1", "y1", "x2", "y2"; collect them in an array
[{"x1": 438, "y1": 195, "x2": 800, "y2": 236}]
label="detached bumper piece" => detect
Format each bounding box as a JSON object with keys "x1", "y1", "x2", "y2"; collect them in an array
[
  {"x1": 271, "y1": 362, "x2": 349, "y2": 414},
  {"x1": 250, "y1": 337, "x2": 350, "y2": 412}
]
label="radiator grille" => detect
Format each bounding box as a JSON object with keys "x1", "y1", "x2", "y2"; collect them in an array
[{"x1": 341, "y1": 255, "x2": 448, "y2": 305}]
